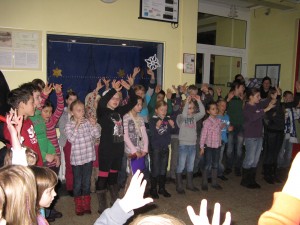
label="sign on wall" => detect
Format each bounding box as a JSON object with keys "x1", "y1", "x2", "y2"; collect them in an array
[
  {"x1": 0, "y1": 28, "x2": 42, "y2": 70},
  {"x1": 139, "y1": 0, "x2": 179, "y2": 23}
]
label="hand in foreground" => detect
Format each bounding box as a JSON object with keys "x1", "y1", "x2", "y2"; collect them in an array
[
  {"x1": 187, "y1": 199, "x2": 231, "y2": 225},
  {"x1": 119, "y1": 170, "x2": 153, "y2": 213}
]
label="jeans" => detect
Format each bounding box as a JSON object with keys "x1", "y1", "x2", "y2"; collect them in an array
[
  {"x1": 176, "y1": 145, "x2": 196, "y2": 173},
  {"x1": 72, "y1": 161, "x2": 93, "y2": 197},
  {"x1": 226, "y1": 126, "x2": 244, "y2": 169},
  {"x1": 193, "y1": 143, "x2": 204, "y2": 173},
  {"x1": 243, "y1": 138, "x2": 263, "y2": 169},
  {"x1": 278, "y1": 137, "x2": 293, "y2": 168},
  {"x1": 169, "y1": 137, "x2": 179, "y2": 179},
  {"x1": 150, "y1": 147, "x2": 169, "y2": 178},
  {"x1": 263, "y1": 131, "x2": 284, "y2": 165},
  {"x1": 204, "y1": 147, "x2": 220, "y2": 171},
  {"x1": 218, "y1": 142, "x2": 226, "y2": 176},
  {"x1": 117, "y1": 154, "x2": 127, "y2": 187}
]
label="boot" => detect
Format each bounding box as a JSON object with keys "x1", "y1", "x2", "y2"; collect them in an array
[
  {"x1": 263, "y1": 164, "x2": 274, "y2": 184},
  {"x1": 186, "y1": 172, "x2": 199, "y2": 192},
  {"x1": 158, "y1": 175, "x2": 171, "y2": 197},
  {"x1": 211, "y1": 169, "x2": 222, "y2": 190},
  {"x1": 240, "y1": 168, "x2": 251, "y2": 187},
  {"x1": 176, "y1": 173, "x2": 185, "y2": 194},
  {"x1": 108, "y1": 184, "x2": 119, "y2": 206},
  {"x1": 249, "y1": 167, "x2": 261, "y2": 189},
  {"x1": 201, "y1": 170, "x2": 208, "y2": 191},
  {"x1": 272, "y1": 164, "x2": 282, "y2": 183},
  {"x1": 74, "y1": 197, "x2": 84, "y2": 216},
  {"x1": 82, "y1": 195, "x2": 91, "y2": 214},
  {"x1": 150, "y1": 177, "x2": 159, "y2": 199},
  {"x1": 97, "y1": 190, "x2": 108, "y2": 214}
]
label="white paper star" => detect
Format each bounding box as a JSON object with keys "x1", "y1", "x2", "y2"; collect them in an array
[{"x1": 145, "y1": 54, "x2": 161, "y2": 70}]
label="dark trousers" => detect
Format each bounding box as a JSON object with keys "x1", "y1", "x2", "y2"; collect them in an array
[
  {"x1": 72, "y1": 161, "x2": 93, "y2": 197},
  {"x1": 204, "y1": 147, "x2": 221, "y2": 170},
  {"x1": 150, "y1": 147, "x2": 169, "y2": 178},
  {"x1": 263, "y1": 131, "x2": 284, "y2": 165}
]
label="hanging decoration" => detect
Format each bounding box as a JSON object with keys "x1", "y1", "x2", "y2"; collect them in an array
[
  {"x1": 145, "y1": 54, "x2": 161, "y2": 70},
  {"x1": 117, "y1": 68, "x2": 125, "y2": 78},
  {"x1": 52, "y1": 67, "x2": 62, "y2": 77}
]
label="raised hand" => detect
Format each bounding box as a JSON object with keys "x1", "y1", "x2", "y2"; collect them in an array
[
  {"x1": 147, "y1": 68, "x2": 155, "y2": 79},
  {"x1": 133, "y1": 67, "x2": 140, "y2": 79},
  {"x1": 193, "y1": 95, "x2": 201, "y2": 102},
  {"x1": 54, "y1": 84, "x2": 62, "y2": 93},
  {"x1": 172, "y1": 85, "x2": 179, "y2": 95},
  {"x1": 187, "y1": 199, "x2": 231, "y2": 225},
  {"x1": 102, "y1": 78, "x2": 111, "y2": 90},
  {"x1": 155, "y1": 85, "x2": 162, "y2": 94},
  {"x1": 216, "y1": 87, "x2": 222, "y2": 97},
  {"x1": 227, "y1": 91, "x2": 235, "y2": 102},
  {"x1": 96, "y1": 79, "x2": 104, "y2": 92},
  {"x1": 127, "y1": 75, "x2": 134, "y2": 87},
  {"x1": 180, "y1": 82, "x2": 188, "y2": 95},
  {"x1": 168, "y1": 119, "x2": 175, "y2": 128},
  {"x1": 112, "y1": 80, "x2": 122, "y2": 92},
  {"x1": 166, "y1": 88, "x2": 173, "y2": 100},
  {"x1": 119, "y1": 170, "x2": 153, "y2": 213},
  {"x1": 43, "y1": 82, "x2": 54, "y2": 96},
  {"x1": 201, "y1": 83, "x2": 209, "y2": 94},
  {"x1": 121, "y1": 79, "x2": 130, "y2": 90}
]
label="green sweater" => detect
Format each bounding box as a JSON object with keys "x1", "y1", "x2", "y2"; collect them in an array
[
  {"x1": 148, "y1": 92, "x2": 173, "y2": 119},
  {"x1": 30, "y1": 109, "x2": 56, "y2": 161},
  {"x1": 226, "y1": 96, "x2": 244, "y2": 126}
]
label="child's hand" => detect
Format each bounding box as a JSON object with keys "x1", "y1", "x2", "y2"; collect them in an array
[
  {"x1": 127, "y1": 75, "x2": 134, "y2": 87},
  {"x1": 45, "y1": 154, "x2": 55, "y2": 163},
  {"x1": 147, "y1": 68, "x2": 154, "y2": 78},
  {"x1": 200, "y1": 148, "x2": 205, "y2": 156},
  {"x1": 155, "y1": 85, "x2": 161, "y2": 94},
  {"x1": 166, "y1": 88, "x2": 173, "y2": 100},
  {"x1": 119, "y1": 170, "x2": 153, "y2": 213},
  {"x1": 216, "y1": 87, "x2": 222, "y2": 97},
  {"x1": 112, "y1": 80, "x2": 122, "y2": 92},
  {"x1": 54, "y1": 155, "x2": 60, "y2": 167},
  {"x1": 96, "y1": 79, "x2": 103, "y2": 92},
  {"x1": 168, "y1": 119, "x2": 175, "y2": 128},
  {"x1": 227, "y1": 91, "x2": 235, "y2": 102},
  {"x1": 156, "y1": 119, "x2": 162, "y2": 128},
  {"x1": 180, "y1": 82, "x2": 188, "y2": 94},
  {"x1": 228, "y1": 125, "x2": 234, "y2": 132},
  {"x1": 43, "y1": 82, "x2": 54, "y2": 96},
  {"x1": 201, "y1": 83, "x2": 209, "y2": 94},
  {"x1": 121, "y1": 79, "x2": 130, "y2": 90},
  {"x1": 172, "y1": 85, "x2": 179, "y2": 95},
  {"x1": 187, "y1": 199, "x2": 231, "y2": 225},
  {"x1": 102, "y1": 78, "x2": 110, "y2": 90},
  {"x1": 193, "y1": 95, "x2": 201, "y2": 102},
  {"x1": 133, "y1": 67, "x2": 140, "y2": 78},
  {"x1": 89, "y1": 117, "x2": 97, "y2": 126},
  {"x1": 136, "y1": 151, "x2": 142, "y2": 158},
  {"x1": 6, "y1": 111, "x2": 18, "y2": 139},
  {"x1": 75, "y1": 117, "x2": 85, "y2": 128},
  {"x1": 54, "y1": 84, "x2": 62, "y2": 93}
]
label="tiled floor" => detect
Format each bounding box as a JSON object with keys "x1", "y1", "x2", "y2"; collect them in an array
[{"x1": 52, "y1": 169, "x2": 284, "y2": 225}]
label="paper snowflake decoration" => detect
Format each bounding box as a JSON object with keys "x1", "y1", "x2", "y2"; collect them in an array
[{"x1": 145, "y1": 54, "x2": 161, "y2": 70}]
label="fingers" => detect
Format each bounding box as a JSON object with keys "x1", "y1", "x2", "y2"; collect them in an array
[
  {"x1": 212, "y1": 203, "x2": 220, "y2": 225},
  {"x1": 186, "y1": 205, "x2": 197, "y2": 224},
  {"x1": 222, "y1": 212, "x2": 231, "y2": 225},
  {"x1": 199, "y1": 199, "x2": 207, "y2": 218}
]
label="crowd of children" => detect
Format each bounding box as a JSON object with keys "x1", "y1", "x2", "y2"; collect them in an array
[{"x1": 1, "y1": 67, "x2": 300, "y2": 225}]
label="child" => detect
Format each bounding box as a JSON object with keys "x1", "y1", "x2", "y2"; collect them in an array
[
  {"x1": 65, "y1": 100, "x2": 101, "y2": 215},
  {"x1": 148, "y1": 85, "x2": 173, "y2": 118},
  {"x1": 216, "y1": 99, "x2": 233, "y2": 180},
  {"x1": 176, "y1": 95, "x2": 205, "y2": 194},
  {"x1": 225, "y1": 80, "x2": 245, "y2": 176},
  {"x1": 58, "y1": 90, "x2": 77, "y2": 196},
  {"x1": 29, "y1": 166, "x2": 58, "y2": 225},
  {"x1": 96, "y1": 79, "x2": 137, "y2": 213},
  {"x1": 200, "y1": 102, "x2": 223, "y2": 191},
  {"x1": 3, "y1": 87, "x2": 44, "y2": 166},
  {"x1": 123, "y1": 97, "x2": 149, "y2": 184},
  {"x1": 0, "y1": 165, "x2": 37, "y2": 225},
  {"x1": 241, "y1": 88, "x2": 275, "y2": 189},
  {"x1": 149, "y1": 100, "x2": 175, "y2": 198},
  {"x1": 41, "y1": 84, "x2": 64, "y2": 174}
]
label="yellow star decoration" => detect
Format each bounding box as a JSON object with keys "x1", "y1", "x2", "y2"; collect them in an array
[
  {"x1": 53, "y1": 67, "x2": 62, "y2": 78},
  {"x1": 117, "y1": 69, "x2": 125, "y2": 78}
]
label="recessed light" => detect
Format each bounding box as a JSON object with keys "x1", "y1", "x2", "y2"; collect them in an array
[
  {"x1": 71, "y1": 40, "x2": 76, "y2": 43},
  {"x1": 122, "y1": 43, "x2": 127, "y2": 46}
]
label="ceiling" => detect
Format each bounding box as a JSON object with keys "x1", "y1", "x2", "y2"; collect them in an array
[{"x1": 204, "y1": 0, "x2": 300, "y2": 10}]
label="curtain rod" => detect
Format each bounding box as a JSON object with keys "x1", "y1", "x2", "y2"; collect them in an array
[{"x1": 48, "y1": 40, "x2": 143, "y2": 48}]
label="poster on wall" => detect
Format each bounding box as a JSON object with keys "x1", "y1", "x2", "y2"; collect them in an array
[
  {"x1": 139, "y1": 0, "x2": 179, "y2": 23},
  {"x1": 255, "y1": 64, "x2": 280, "y2": 86},
  {"x1": 183, "y1": 53, "x2": 195, "y2": 74},
  {"x1": 0, "y1": 28, "x2": 41, "y2": 70}
]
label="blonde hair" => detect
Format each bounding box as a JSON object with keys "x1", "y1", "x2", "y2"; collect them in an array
[
  {"x1": 0, "y1": 186, "x2": 5, "y2": 222},
  {"x1": 0, "y1": 165, "x2": 37, "y2": 225},
  {"x1": 130, "y1": 214, "x2": 185, "y2": 225},
  {"x1": 4, "y1": 147, "x2": 38, "y2": 166},
  {"x1": 29, "y1": 166, "x2": 58, "y2": 208}
]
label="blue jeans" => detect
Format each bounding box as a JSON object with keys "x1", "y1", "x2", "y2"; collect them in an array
[
  {"x1": 72, "y1": 161, "x2": 93, "y2": 197},
  {"x1": 278, "y1": 137, "x2": 293, "y2": 168},
  {"x1": 218, "y1": 142, "x2": 226, "y2": 176},
  {"x1": 150, "y1": 147, "x2": 169, "y2": 178},
  {"x1": 204, "y1": 147, "x2": 220, "y2": 171},
  {"x1": 193, "y1": 142, "x2": 204, "y2": 173},
  {"x1": 176, "y1": 145, "x2": 196, "y2": 173},
  {"x1": 243, "y1": 138, "x2": 263, "y2": 169},
  {"x1": 226, "y1": 126, "x2": 244, "y2": 169},
  {"x1": 169, "y1": 137, "x2": 179, "y2": 179}
]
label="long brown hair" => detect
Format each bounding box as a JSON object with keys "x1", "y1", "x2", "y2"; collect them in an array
[{"x1": 0, "y1": 165, "x2": 37, "y2": 225}]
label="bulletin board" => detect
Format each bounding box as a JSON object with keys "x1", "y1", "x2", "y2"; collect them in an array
[{"x1": 0, "y1": 28, "x2": 42, "y2": 70}]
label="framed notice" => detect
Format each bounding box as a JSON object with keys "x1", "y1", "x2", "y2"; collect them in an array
[
  {"x1": 0, "y1": 28, "x2": 42, "y2": 70},
  {"x1": 139, "y1": 0, "x2": 179, "y2": 23},
  {"x1": 183, "y1": 53, "x2": 195, "y2": 74},
  {"x1": 255, "y1": 64, "x2": 280, "y2": 86}
]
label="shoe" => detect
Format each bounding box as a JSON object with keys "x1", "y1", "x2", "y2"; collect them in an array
[
  {"x1": 218, "y1": 175, "x2": 228, "y2": 181},
  {"x1": 211, "y1": 184, "x2": 223, "y2": 190},
  {"x1": 158, "y1": 175, "x2": 171, "y2": 197},
  {"x1": 46, "y1": 216, "x2": 55, "y2": 223},
  {"x1": 186, "y1": 172, "x2": 199, "y2": 192},
  {"x1": 68, "y1": 190, "x2": 74, "y2": 197},
  {"x1": 158, "y1": 188, "x2": 171, "y2": 197},
  {"x1": 82, "y1": 195, "x2": 92, "y2": 214},
  {"x1": 150, "y1": 189, "x2": 159, "y2": 199},
  {"x1": 74, "y1": 197, "x2": 84, "y2": 216},
  {"x1": 224, "y1": 168, "x2": 232, "y2": 175},
  {"x1": 50, "y1": 208, "x2": 63, "y2": 218}
]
